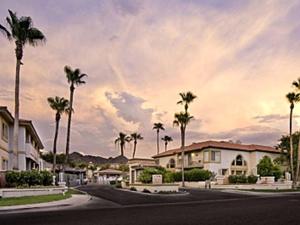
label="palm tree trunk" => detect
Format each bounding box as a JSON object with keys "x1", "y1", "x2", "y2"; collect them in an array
[
  {"x1": 295, "y1": 134, "x2": 300, "y2": 189},
  {"x1": 157, "y1": 130, "x2": 159, "y2": 155},
  {"x1": 289, "y1": 108, "x2": 296, "y2": 189},
  {"x1": 181, "y1": 127, "x2": 185, "y2": 187},
  {"x1": 120, "y1": 143, "x2": 124, "y2": 156},
  {"x1": 52, "y1": 113, "x2": 60, "y2": 174},
  {"x1": 165, "y1": 142, "x2": 167, "y2": 152},
  {"x1": 13, "y1": 43, "x2": 22, "y2": 170},
  {"x1": 65, "y1": 85, "x2": 74, "y2": 164},
  {"x1": 132, "y1": 141, "x2": 137, "y2": 158}
]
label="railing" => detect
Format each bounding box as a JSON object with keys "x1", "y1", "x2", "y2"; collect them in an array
[{"x1": 25, "y1": 143, "x2": 39, "y2": 161}]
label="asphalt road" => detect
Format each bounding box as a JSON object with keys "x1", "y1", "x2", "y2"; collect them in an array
[{"x1": 1, "y1": 185, "x2": 300, "y2": 225}]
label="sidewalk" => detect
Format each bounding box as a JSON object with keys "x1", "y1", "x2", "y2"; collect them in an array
[{"x1": 0, "y1": 194, "x2": 91, "y2": 213}]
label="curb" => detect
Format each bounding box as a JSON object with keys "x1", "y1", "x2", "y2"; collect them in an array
[{"x1": 0, "y1": 193, "x2": 91, "y2": 213}]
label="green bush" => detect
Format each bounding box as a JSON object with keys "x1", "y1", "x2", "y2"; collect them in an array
[
  {"x1": 247, "y1": 175, "x2": 258, "y2": 184},
  {"x1": 109, "y1": 180, "x2": 116, "y2": 185},
  {"x1": 228, "y1": 175, "x2": 247, "y2": 184},
  {"x1": 130, "y1": 187, "x2": 137, "y2": 191},
  {"x1": 142, "y1": 188, "x2": 151, "y2": 193},
  {"x1": 5, "y1": 170, "x2": 53, "y2": 187},
  {"x1": 138, "y1": 167, "x2": 166, "y2": 184},
  {"x1": 257, "y1": 156, "x2": 282, "y2": 181},
  {"x1": 171, "y1": 169, "x2": 212, "y2": 182},
  {"x1": 164, "y1": 171, "x2": 175, "y2": 183}
]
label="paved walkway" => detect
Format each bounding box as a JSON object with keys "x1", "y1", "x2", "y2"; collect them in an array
[{"x1": 0, "y1": 194, "x2": 91, "y2": 213}]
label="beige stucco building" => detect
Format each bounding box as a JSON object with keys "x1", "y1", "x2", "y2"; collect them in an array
[
  {"x1": 153, "y1": 140, "x2": 281, "y2": 177},
  {"x1": 0, "y1": 106, "x2": 44, "y2": 171}
]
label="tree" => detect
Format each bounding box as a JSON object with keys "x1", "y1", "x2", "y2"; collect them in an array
[
  {"x1": 130, "y1": 133, "x2": 143, "y2": 158},
  {"x1": 47, "y1": 96, "x2": 69, "y2": 173},
  {"x1": 292, "y1": 79, "x2": 300, "y2": 186},
  {"x1": 161, "y1": 135, "x2": 173, "y2": 152},
  {"x1": 153, "y1": 123, "x2": 164, "y2": 155},
  {"x1": 64, "y1": 66, "x2": 87, "y2": 163},
  {"x1": 257, "y1": 156, "x2": 282, "y2": 181},
  {"x1": 173, "y1": 112, "x2": 193, "y2": 187},
  {"x1": 177, "y1": 91, "x2": 197, "y2": 113},
  {"x1": 115, "y1": 132, "x2": 130, "y2": 156},
  {"x1": 0, "y1": 10, "x2": 45, "y2": 169},
  {"x1": 286, "y1": 92, "x2": 300, "y2": 188}
]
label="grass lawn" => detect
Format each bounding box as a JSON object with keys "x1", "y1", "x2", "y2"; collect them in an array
[{"x1": 0, "y1": 191, "x2": 72, "y2": 207}]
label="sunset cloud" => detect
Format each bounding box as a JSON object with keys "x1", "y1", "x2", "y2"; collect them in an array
[{"x1": 1, "y1": 0, "x2": 300, "y2": 158}]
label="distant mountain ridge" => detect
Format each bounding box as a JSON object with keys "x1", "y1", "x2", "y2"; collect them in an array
[{"x1": 69, "y1": 152, "x2": 128, "y2": 165}]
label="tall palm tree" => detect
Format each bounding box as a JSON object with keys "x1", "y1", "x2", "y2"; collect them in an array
[
  {"x1": 130, "y1": 133, "x2": 143, "y2": 158},
  {"x1": 153, "y1": 123, "x2": 165, "y2": 155},
  {"x1": 115, "y1": 132, "x2": 130, "y2": 156},
  {"x1": 292, "y1": 79, "x2": 300, "y2": 185},
  {"x1": 177, "y1": 91, "x2": 197, "y2": 113},
  {"x1": 64, "y1": 65, "x2": 87, "y2": 163},
  {"x1": 0, "y1": 10, "x2": 45, "y2": 169},
  {"x1": 161, "y1": 135, "x2": 173, "y2": 152},
  {"x1": 47, "y1": 96, "x2": 69, "y2": 173},
  {"x1": 286, "y1": 92, "x2": 300, "y2": 188},
  {"x1": 174, "y1": 112, "x2": 193, "y2": 187}
]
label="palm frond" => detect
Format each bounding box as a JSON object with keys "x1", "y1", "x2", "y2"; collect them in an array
[
  {"x1": 0, "y1": 24, "x2": 11, "y2": 40},
  {"x1": 26, "y1": 27, "x2": 46, "y2": 46}
]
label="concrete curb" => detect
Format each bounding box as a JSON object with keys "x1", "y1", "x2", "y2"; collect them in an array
[{"x1": 0, "y1": 194, "x2": 91, "y2": 213}]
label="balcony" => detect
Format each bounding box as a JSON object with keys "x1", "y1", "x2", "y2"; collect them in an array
[
  {"x1": 25, "y1": 143, "x2": 39, "y2": 162},
  {"x1": 176, "y1": 160, "x2": 203, "y2": 169}
]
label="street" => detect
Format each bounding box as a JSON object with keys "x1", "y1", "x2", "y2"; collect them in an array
[{"x1": 1, "y1": 185, "x2": 300, "y2": 225}]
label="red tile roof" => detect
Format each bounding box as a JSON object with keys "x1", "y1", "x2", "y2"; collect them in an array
[{"x1": 152, "y1": 140, "x2": 280, "y2": 158}]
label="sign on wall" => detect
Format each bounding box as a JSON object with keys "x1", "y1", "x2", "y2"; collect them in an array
[{"x1": 152, "y1": 174, "x2": 163, "y2": 184}]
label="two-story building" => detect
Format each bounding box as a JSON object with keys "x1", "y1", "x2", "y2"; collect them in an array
[
  {"x1": 0, "y1": 106, "x2": 44, "y2": 171},
  {"x1": 153, "y1": 140, "x2": 281, "y2": 177}
]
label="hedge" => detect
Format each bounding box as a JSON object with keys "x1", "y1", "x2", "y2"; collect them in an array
[
  {"x1": 228, "y1": 175, "x2": 258, "y2": 184},
  {"x1": 5, "y1": 170, "x2": 53, "y2": 187},
  {"x1": 257, "y1": 156, "x2": 282, "y2": 181},
  {"x1": 171, "y1": 169, "x2": 212, "y2": 182}
]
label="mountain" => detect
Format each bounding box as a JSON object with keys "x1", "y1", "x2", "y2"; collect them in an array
[{"x1": 69, "y1": 152, "x2": 128, "y2": 165}]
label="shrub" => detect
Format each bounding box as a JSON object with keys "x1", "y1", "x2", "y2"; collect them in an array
[
  {"x1": 163, "y1": 171, "x2": 175, "y2": 183},
  {"x1": 228, "y1": 175, "x2": 247, "y2": 184},
  {"x1": 247, "y1": 175, "x2": 258, "y2": 184},
  {"x1": 109, "y1": 180, "x2": 116, "y2": 185},
  {"x1": 138, "y1": 167, "x2": 166, "y2": 184},
  {"x1": 5, "y1": 170, "x2": 53, "y2": 187},
  {"x1": 142, "y1": 188, "x2": 151, "y2": 193},
  {"x1": 130, "y1": 187, "x2": 137, "y2": 191},
  {"x1": 185, "y1": 169, "x2": 212, "y2": 181},
  {"x1": 115, "y1": 182, "x2": 122, "y2": 188}
]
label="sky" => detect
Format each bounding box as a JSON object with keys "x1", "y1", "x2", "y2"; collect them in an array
[{"x1": 1, "y1": 0, "x2": 300, "y2": 158}]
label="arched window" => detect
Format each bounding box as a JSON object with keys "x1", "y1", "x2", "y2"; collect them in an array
[
  {"x1": 231, "y1": 155, "x2": 247, "y2": 166},
  {"x1": 168, "y1": 158, "x2": 176, "y2": 168}
]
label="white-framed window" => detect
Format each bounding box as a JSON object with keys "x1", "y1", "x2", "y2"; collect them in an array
[
  {"x1": 167, "y1": 158, "x2": 176, "y2": 168},
  {"x1": 1, "y1": 122, "x2": 8, "y2": 142},
  {"x1": 2, "y1": 158, "x2": 8, "y2": 170},
  {"x1": 204, "y1": 151, "x2": 209, "y2": 162},
  {"x1": 211, "y1": 151, "x2": 221, "y2": 162}
]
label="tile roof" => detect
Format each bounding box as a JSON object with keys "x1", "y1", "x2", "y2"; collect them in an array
[{"x1": 152, "y1": 140, "x2": 280, "y2": 158}]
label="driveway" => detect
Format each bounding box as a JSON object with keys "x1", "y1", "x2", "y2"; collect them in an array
[{"x1": 77, "y1": 184, "x2": 253, "y2": 206}]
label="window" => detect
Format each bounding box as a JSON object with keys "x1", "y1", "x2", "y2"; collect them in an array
[
  {"x1": 2, "y1": 158, "x2": 8, "y2": 170},
  {"x1": 204, "y1": 151, "x2": 209, "y2": 162},
  {"x1": 211, "y1": 151, "x2": 221, "y2": 162},
  {"x1": 26, "y1": 130, "x2": 30, "y2": 143},
  {"x1": 231, "y1": 155, "x2": 247, "y2": 166},
  {"x1": 168, "y1": 158, "x2": 176, "y2": 168},
  {"x1": 1, "y1": 122, "x2": 8, "y2": 141}
]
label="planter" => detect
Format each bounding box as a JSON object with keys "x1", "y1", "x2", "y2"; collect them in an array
[
  {"x1": 131, "y1": 184, "x2": 179, "y2": 193},
  {"x1": 0, "y1": 187, "x2": 67, "y2": 198},
  {"x1": 259, "y1": 176, "x2": 275, "y2": 184}
]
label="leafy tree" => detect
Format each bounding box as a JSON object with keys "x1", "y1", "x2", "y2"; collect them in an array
[
  {"x1": 153, "y1": 123, "x2": 165, "y2": 155},
  {"x1": 47, "y1": 96, "x2": 69, "y2": 173},
  {"x1": 0, "y1": 10, "x2": 45, "y2": 169},
  {"x1": 41, "y1": 152, "x2": 66, "y2": 165},
  {"x1": 257, "y1": 156, "x2": 282, "y2": 181},
  {"x1": 64, "y1": 65, "x2": 87, "y2": 163},
  {"x1": 161, "y1": 135, "x2": 173, "y2": 152}
]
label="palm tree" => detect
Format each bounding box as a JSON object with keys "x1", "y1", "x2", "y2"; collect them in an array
[
  {"x1": 64, "y1": 65, "x2": 87, "y2": 163},
  {"x1": 130, "y1": 133, "x2": 143, "y2": 158},
  {"x1": 161, "y1": 135, "x2": 173, "y2": 152},
  {"x1": 177, "y1": 91, "x2": 197, "y2": 113},
  {"x1": 115, "y1": 132, "x2": 130, "y2": 156},
  {"x1": 292, "y1": 79, "x2": 300, "y2": 185},
  {"x1": 174, "y1": 112, "x2": 193, "y2": 187},
  {"x1": 153, "y1": 123, "x2": 165, "y2": 155},
  {"x1": 47, "y1": 96, "x2": 69, "y2": 174},
  {"x1": 0, "y1": 10, "x2": 45, "y2": 169}
]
